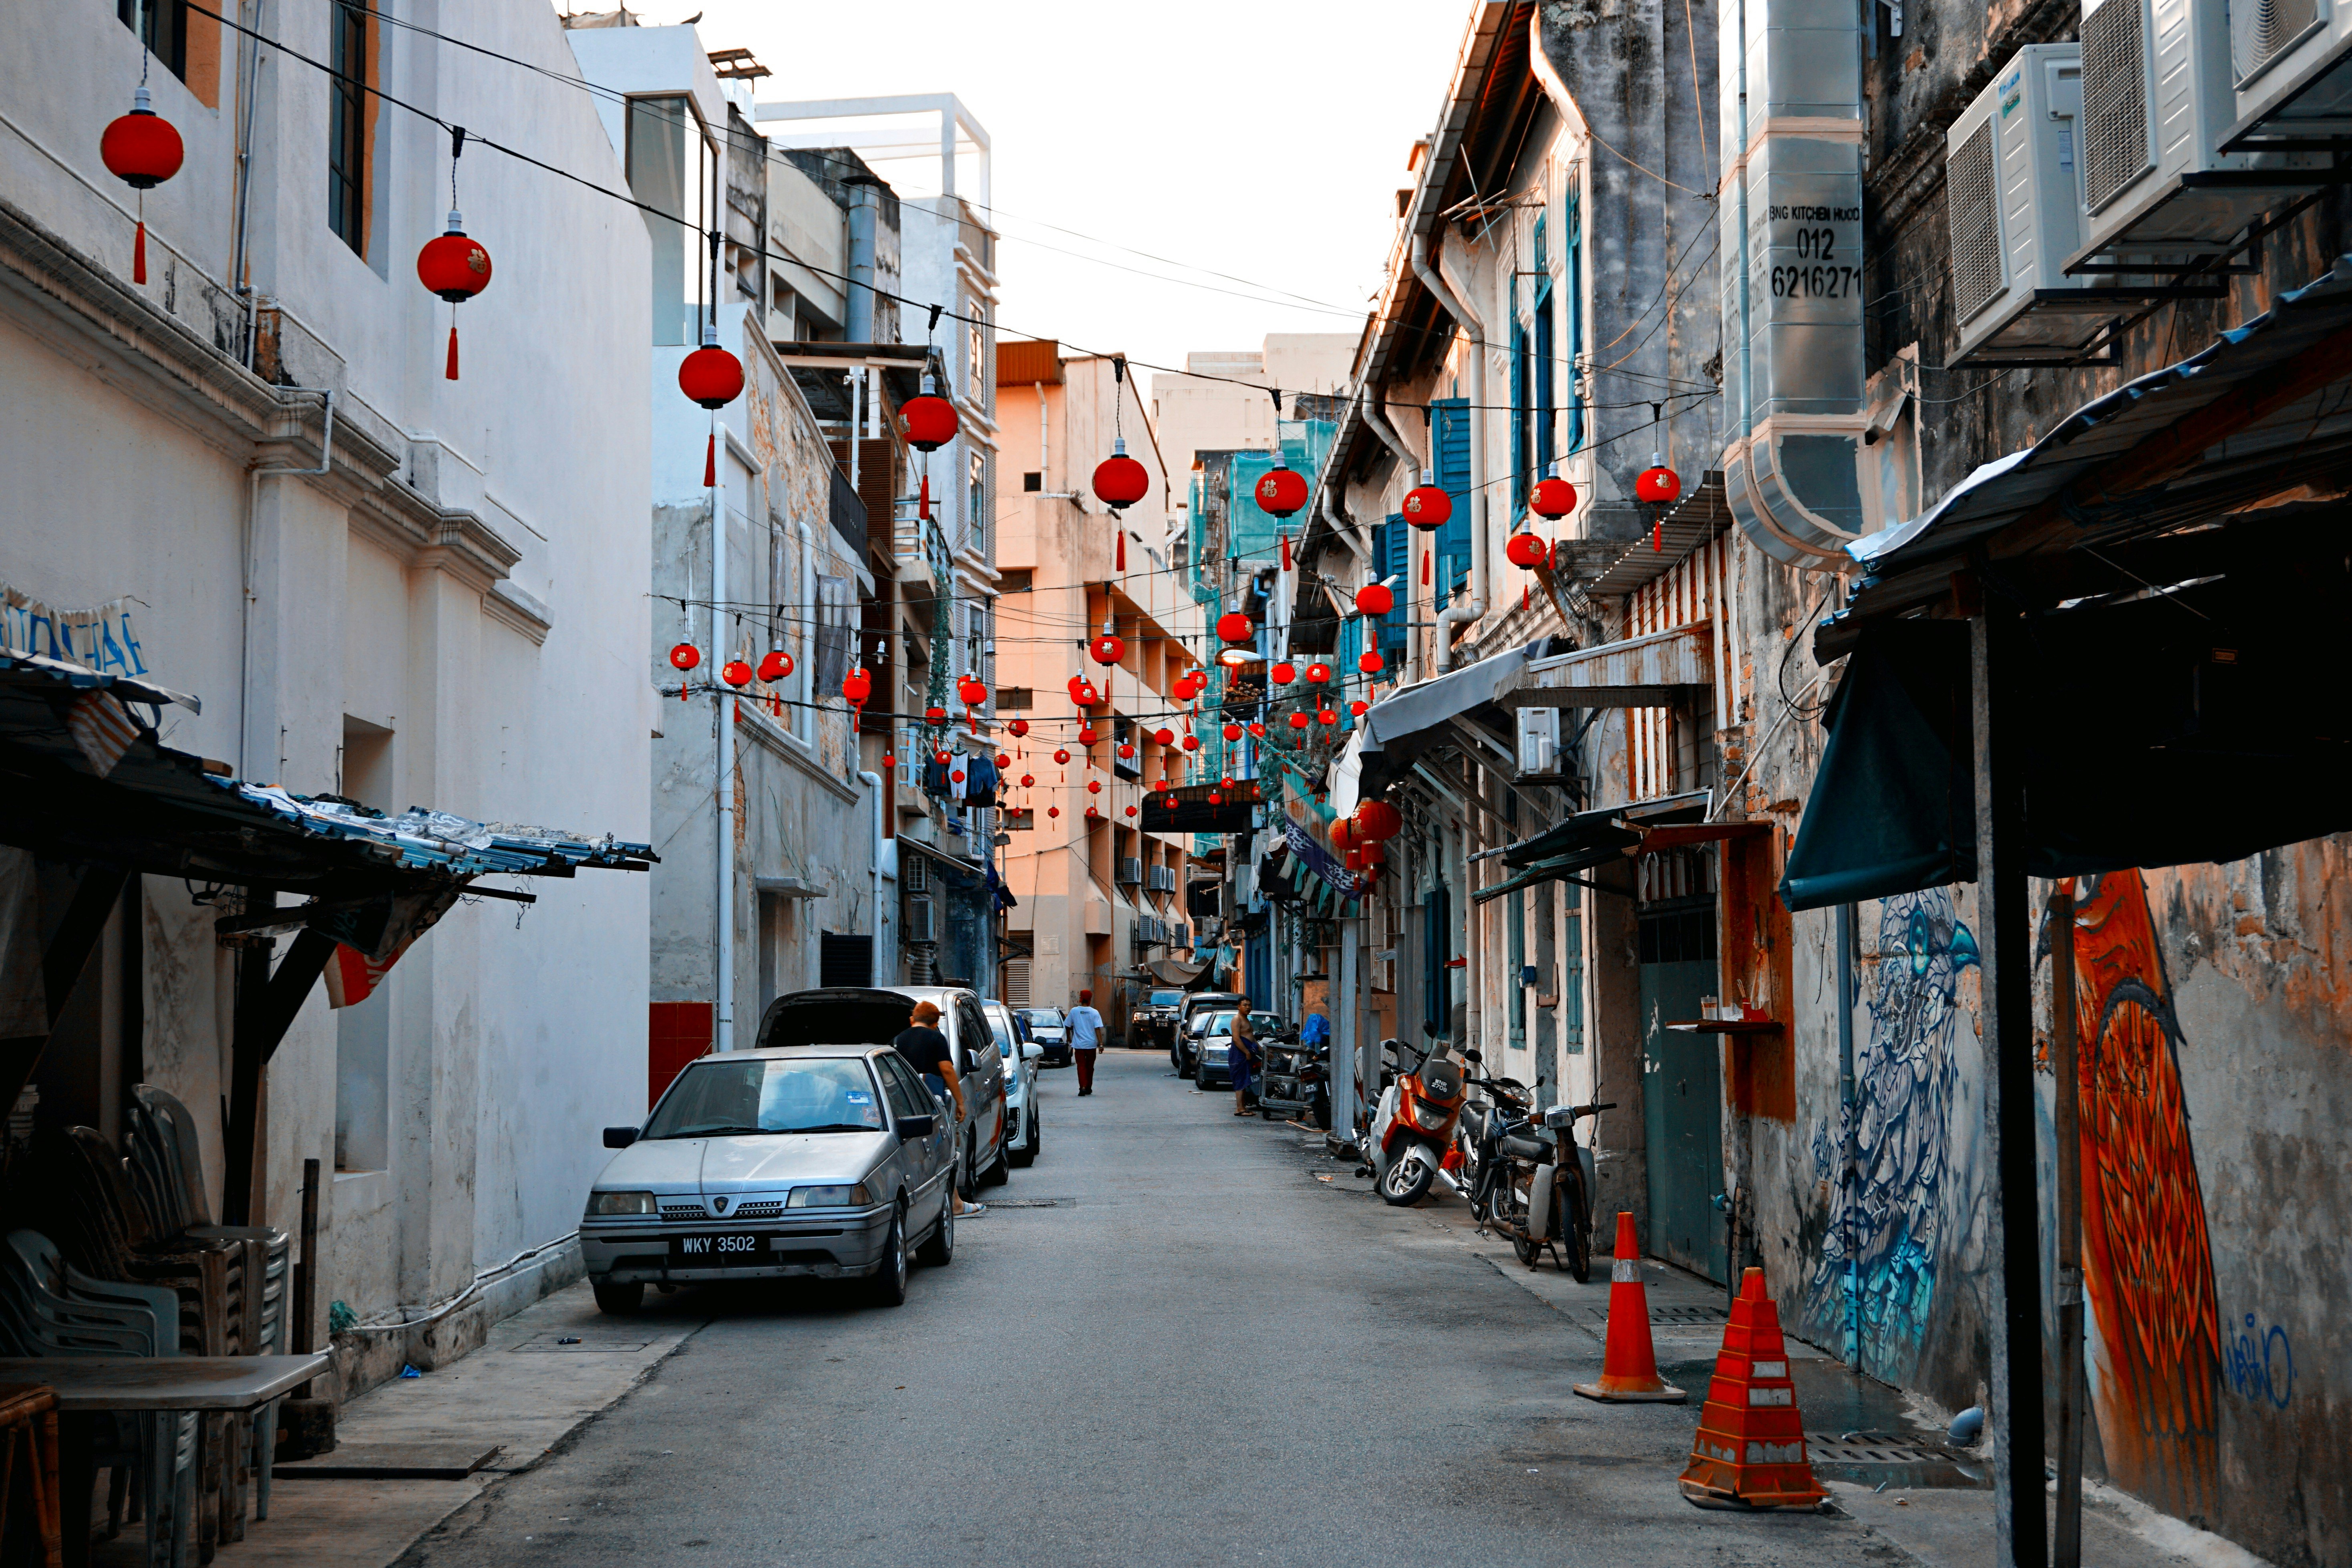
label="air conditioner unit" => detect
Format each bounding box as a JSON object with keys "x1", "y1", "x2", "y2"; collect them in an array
[
  {"x1": 1515, "y1": 708, "x2": 1562, "y2": 778},
  {"x1": 1116, "y1": 857, "x2": 1143, "y2": 886},
  {"x1": 2222, "y1": 0, "x2": 2352, "y2": 152},
  {"x1": 1948, "y1": 47, "x2": 2131, "y2": 364},
  {"x1": 2074, "y1": 0, "x2": 2319, "y2": 268},
  {"x1": 906, "y1": 894, "x2": 935, "y2": 944},
  {"x1": 1147, "y1": 865, "x2": 1176, "y2": 893}
]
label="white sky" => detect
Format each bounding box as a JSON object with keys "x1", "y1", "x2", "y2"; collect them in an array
[{"x1": 654, "y1": 0, "x2": 1470, "y2": 376}]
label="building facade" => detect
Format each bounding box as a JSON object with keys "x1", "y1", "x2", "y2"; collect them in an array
[{"x1": 2, "y1": 0, "x2": 656, "y2": 1384}]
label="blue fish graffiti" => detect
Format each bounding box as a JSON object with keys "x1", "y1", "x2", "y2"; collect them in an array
[{"x1": 1809, "y1": 890, "x2": 1978, "y2": 1383}]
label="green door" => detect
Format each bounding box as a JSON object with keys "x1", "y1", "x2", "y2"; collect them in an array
[{"x1": 1641, "y1": 903, "x2": 1726, "y2": 1282}]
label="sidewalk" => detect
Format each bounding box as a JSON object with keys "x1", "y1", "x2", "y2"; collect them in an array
[
  {"x1": 92, "y1": 1282, "x2": 702, "y2": 1568},
  {"x1": 1283, "y1": 1121, "x2": 2265, "y2": 1568}
]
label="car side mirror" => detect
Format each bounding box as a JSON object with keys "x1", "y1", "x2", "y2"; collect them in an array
[
  {"x1": 602, "y1": 1126, "x2": 639, "y2": 1149},
  {"x1": 897, "y1": 1113, "x2": 936, "y2": 1141},
  {"x1": 1022, "y1": 1043, "x2": 1044, "y2": 1062},
  {"x1": 962, "y1": 1048, "x2": 982, "y2": 1074}
]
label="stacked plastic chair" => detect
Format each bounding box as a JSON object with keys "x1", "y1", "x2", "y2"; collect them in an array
[{"x1": 0, "y1": 1229, "x2": 197, "y2": 1565}]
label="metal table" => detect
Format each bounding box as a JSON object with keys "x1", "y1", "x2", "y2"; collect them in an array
[{"x1": 0, "y1": 1356, "x2": 330, "y2": 1567}]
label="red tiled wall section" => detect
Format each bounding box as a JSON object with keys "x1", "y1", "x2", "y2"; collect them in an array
[{"x1": 648, "y1": 1002, "x2": 713, "y2": 1108}]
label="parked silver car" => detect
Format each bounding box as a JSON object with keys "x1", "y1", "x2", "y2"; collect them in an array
[
  {"x1": 583, "y1": 1045, "x2": 955, "y2": 1312},
  {"x1": 757, "y1": 985, "x2": 1012, "y2": 1196},
  {"x1": 983, "y1": 999, "x2": 1045, "y2": 1167}
]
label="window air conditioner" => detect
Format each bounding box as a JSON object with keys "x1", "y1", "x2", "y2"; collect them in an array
[
  {"x1": 1949, "y1": 47, "x2": 2112, "y2": 364},
  {"x1": 1116, "y1": 857, "x2": 1143, "y2": 886},
  {"x1": 1515, "y1": 708, "x2": 1562, "y2": 779},
  {"x1": 906, "y1": 894, "x2": 935, "y2": 944},
  {"x1": 2074, "y1": 0, "x2": 2316, "y2": 268}
]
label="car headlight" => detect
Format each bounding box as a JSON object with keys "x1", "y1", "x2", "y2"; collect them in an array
[
  {"x1": 587, "y1": 1190, "x2": 656, "y2": 1217},
  {"x1": 788, "y1": 1183, "x2": 874, "y2": 1208}
]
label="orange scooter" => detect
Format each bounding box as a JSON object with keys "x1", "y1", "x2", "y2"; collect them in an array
[{"x1": 1370, "y1": 1031, "x2": 1469, "y2": 1206}]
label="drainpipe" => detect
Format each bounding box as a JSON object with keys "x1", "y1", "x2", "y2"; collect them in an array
[
  {"x1": 1320, "y1": 483, "x2": 1370, "y2": 564},
  {"x1": 1411, "y1": 233, "x2": 1488, "y2": 671},
  {"x1": 861, "y1": 770, "x2": 889, "y2": 980},
  {"x1": 1836, "y1": 901, "x2": 1860, "y2": 1361},
  {"x1": 714, "y1": 423, "x2": 735, "y2": 1051},
  {"x1": 848, "y1": 369, "x2": 862, "y2": 490},
  {"x1": 845, "y1": 181, "x2": 878, "y2": 342},
  {"x1": 1359, "y1": 383, "x2": 1424, "y2": 682},
  {"x1": 240, "y1": 389, "x2": 333, "y2": 778},
  {"x1": 230, "y1": 0, "x2": 266, "y2": 366}
]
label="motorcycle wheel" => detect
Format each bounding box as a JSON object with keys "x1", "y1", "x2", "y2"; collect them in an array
[
  {"x1": 1377, "y1": 1151, "x2": 1434, "y2": 1206},
  {"x1": 1512, "y1": 1226, "x2": 1543, "y2": 1268}
]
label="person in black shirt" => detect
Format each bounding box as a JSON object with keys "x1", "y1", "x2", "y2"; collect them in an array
[{"x1": 893, "y1": 1001, "x2": 980, "y2": 1217}]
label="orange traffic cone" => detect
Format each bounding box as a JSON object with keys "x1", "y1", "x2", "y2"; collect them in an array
[
  {"x1": 1573, "y1": 1212, "x2": 1686, "y2": 1403},
  {"x1": 1677, "y1": 1267, "x2": 1829, "y2": 1510}
]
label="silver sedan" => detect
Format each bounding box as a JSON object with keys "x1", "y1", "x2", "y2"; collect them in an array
[{"x1": 582, "y1": 1046, "x2": 956, "y2": 1311}]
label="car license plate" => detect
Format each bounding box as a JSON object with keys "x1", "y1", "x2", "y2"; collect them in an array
[{"x1": 668, "y1": 1233, "x2": 774, "y2": 1266}]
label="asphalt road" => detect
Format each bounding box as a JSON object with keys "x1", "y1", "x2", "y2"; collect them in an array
[{"x1": 400, "y1": 1052, "x2": 1901, "y2": 1568}]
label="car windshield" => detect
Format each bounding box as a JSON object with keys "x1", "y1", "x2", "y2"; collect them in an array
[
  {"x1": 1251, "y1": 1012, "x2": 1282, "y2": 1032},
  {"x1": 1198, "y1": 1011, "x2": 1237, "y2": 1036},
  {"x1": 1020, "y1": 1010, "x2": 1063, "y2": 1028},
  {"x1": 1148, "y1": 990, "x2": 1185, "y2": 1007},
  {"x1": 642, "y1": 1057, "x2": 885, "y2": 1139}
]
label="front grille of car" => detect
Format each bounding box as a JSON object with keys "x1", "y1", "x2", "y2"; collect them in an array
[
  {"x1": 728, "y1": 1201, "x2": 786, "y2": 1219},
  {"x1": 660, "y1": 1204, "x2": 706, "y2": 1219}
]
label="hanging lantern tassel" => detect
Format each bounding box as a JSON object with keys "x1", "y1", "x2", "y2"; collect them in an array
[
  {"x1": 705, "y1": 427, "x2": 717, "y2": 489},
  {"x1": 445, "y1": 310, "x2": 461, "y2": 380},
  {"x1": 1422, "y1": 551, "x2": 1431, "y2": 586},
  {"x1": 1117, "y1": 529, "x2": 1126, "y2": 572},
  {"x1": 1280, "y1": 533, "x2": 1293, "y2": 572},
  {"x1": 1653, "y1": 517, "x2": 1664, "y2": 552},
  {"x1": 134, "y1": 195, "x2": 147, "y2": 286}
]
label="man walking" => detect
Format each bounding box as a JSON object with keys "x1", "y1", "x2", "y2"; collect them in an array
[{"x1": 1067, "y1": 989, "x2": 1105, "y2": 1096}]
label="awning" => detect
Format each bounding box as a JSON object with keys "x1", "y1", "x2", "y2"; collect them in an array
[
  {"x1": 1821, "y1": 253, "x2": 2352, "y2": 653},
  {"x1": 1356, "y1": 637, "x2": 1565, "y2": 795},
  {"x1": 1577, "y1": 472, "x2": 1734, "y2": 598},
  {"x1": 1783, "y1": 583, "x2": 2352, "y2": 910},
  {"x1": 1491, "y1": 623, "x2": 1715, "y2": 710}
]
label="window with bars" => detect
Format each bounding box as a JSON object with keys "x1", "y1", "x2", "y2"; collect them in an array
[{"x1": 327, "y1": 2, "x2": 368, "y2": 255}]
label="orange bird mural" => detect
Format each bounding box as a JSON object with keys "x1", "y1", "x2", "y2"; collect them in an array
[{"x1": 2064, "y1": 870, "x2": 2222, "y2": 1524}]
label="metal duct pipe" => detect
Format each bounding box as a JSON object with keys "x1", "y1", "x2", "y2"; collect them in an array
[
  {"x1": 1412, "y1": 232, "x2": 1489, "y2": 671},
  {"x1": 845, "y1": 181, "x2": 879, "y2": 342},
  {"x1": 1320, "y1": 481, "x2": 1371, "y2": 564},
  {"x1": 1361, "y1": 381, "x2": 1421, "y2": 473}
]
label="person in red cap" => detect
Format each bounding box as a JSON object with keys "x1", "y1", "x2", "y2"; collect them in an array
[{"x1": 1067, "y1": 989, "x2": 1105, "y2": 1095}]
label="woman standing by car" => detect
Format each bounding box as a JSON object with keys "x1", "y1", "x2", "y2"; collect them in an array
[
  {"x1": 1228, "y1": 1008, "x2": 1259, "y2": 1117},
  {"x1": 895, "y1": 1001, "x2": 983, "y2": 1217}
]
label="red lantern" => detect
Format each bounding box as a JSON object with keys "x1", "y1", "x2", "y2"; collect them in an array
[
  {"x1": 1359, "y1": 650, "x2": 1384, "y2": 674},
  {"x1": 1350, "y1": 700, "x2": 1368, "y2": 717},
  {"x1": 1048, "y1": 805, "x2": 1061, "y2": 819},
  {"x1": 1078, "y1": 726, "x2": 1099, "y2": 747},
  {"x1": 1288, "y1": 712, "x2": 1310, "y2": 730},
  {"x1": 1217, "y1": 611, "x2": 1255, "y2": 644},
  {"x1": 721, "y1": 659, "x2": 752, "y2": 688},
  {"x1": 952, "y1": 769, "x2": 966, "y2": 784},
  {"x1": 1093, "y1": 438, "x2": 1150, "y2": 511},
  {"x1": 1355, "y1": 582, "x2": 1394, "y2": 617},
  {"x1": 1254, "y1": 462, "x2": 1308, "y2": 519},
  {"x1": 936, "y1": 751, "x2": 951, "y2": 765},
  {"x1": 1068, "y1": 676, "x2": 1100, "y2": 706},
  {"x1": 1090, "y1": 634, "x2": 1126, "y2": 666},
  {"x1": 1304, "y1": 662, "x2": 1332, "y2": 685},
  {"x1": 898, "y1": 374, "x2": 958, "y2": 452},
  {"x1": 1154, "y1": 728, "x2": 1175, "y2": 746},
  {"x1": 1087, "y1": 779, "x2": 1102, "y2": 795},
  {"x1": 1355, "y1": 799, "x2": 1403, "y2": 841},
  {"x1": 1270, "y1": 662, "x2": 1296, "y2": 685},
  {"x1": 1223, "y1": 724, "x2": 1242, "y2": 741},
  {"x1": 884, "y1": 753, "x2": 896, "y2": 767},
  {"x1": 1403, "y1": 471, "x2": 1452, "y2": 531},
  {"x1": 1330, "y1": 818, "x2": 1358, "y2": 854},
  {"x1": 1345, "y1": 849, "x2": 1365, "y2": 871},
  {"x1": 1530, "y1": 467, "x2": 1577, "y2": 519},
  {"x1": 679, "y1": 339, "x2": 745, "y2": 411},
  {"x1": 1636, "y1": 461, "x2": 1682, "y2": 505},
  {"x1": 757, "y1": 650, "x2": 792, "y2": 682},
  {"x1": 668, "y1": 643, "x2": 701, "y2": 671},
  {"x1": 1125, "y1": 805, "x2": 1137, "y2": 817},
  {"x1": 1086, "y1": 805, "x2": 1101, "y2": 819},
  {"x1": 101, "y1": 85, "x2": 184, "y2": 286},
  {"x1": 1208, "y1": 793, "x2": 1223, "y2": 805},
  {"x1": 1247, "y1": 722, "x2": 1266, "y2": 738},
  {"x1": 1181, "y1": 734, "x2": 1200, "y2": 752},
  {"x1": 1318, "y1": 709, "x2": 1337, "y2": 726},
  {"x1": 1505, "y1": 530, "x2": 1549, "y2": 570},
  {"x1": 1118, "y1": 743, "x2": 1135, "y2": 759},
  {"x1": 1020, "y1": 773, "x2": 1036, "y2": 788},
  {"x1": 997, "y1": 753, "x2": 1012, "y2": 767},
  {"x1": 416, "y1": 214, "x2": 493, "y2": 382},
  {"x1": 1008, "y1": 718, "x2": 1030, "y2": 737},
  {"x1": 841, "y1": 668, "x2": 871, "y2": 705},
  {"x1": 1053, "y1": 747, "x2": 1072, "y2": 765},
  {"x1": 957, "y1": 676, "x2": 988, "y2": 708},
  {"x1": 1221, "y1": 776, "x2": 1236, "y2": 789}
]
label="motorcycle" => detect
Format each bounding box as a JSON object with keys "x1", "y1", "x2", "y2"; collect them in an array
[
  {"x1": 1476, "y1": 1097, "x2": 1617, "y2": 1280},
  {"x1": 1369, "y1": 1031, "x2": 1469, "y2": 1206},
  {"x1": 1256, "y1": 1033, "x2": 1327, "y2": 1125},
  {"x1": 1457, "y1": 1066, "x2": 1534, "y2": 1223}
]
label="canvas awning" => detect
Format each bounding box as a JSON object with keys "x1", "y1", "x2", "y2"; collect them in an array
[{"x1": 1355, "y1": 637, "x2": 1566, "y2": 795}]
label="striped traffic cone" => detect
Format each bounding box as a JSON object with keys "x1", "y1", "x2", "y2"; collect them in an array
[
  {"x1": 1677, "y1": 1266, "x2": 1829, "y2": 1510},
  {"x1": 1573, "y1": 1212, "x2": 1686, "y2": 1403}
]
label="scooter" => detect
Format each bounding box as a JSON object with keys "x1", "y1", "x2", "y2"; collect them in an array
[
  {"x1": 1369, "y1": 1030, "x2": 1469, "y2": 1206},
  {"x1": 1479, "y1": 1098, "x2": 1616, "y2": 1280},
  {"x1": 1458, "y1": 1067, "x2": 1534, "y2": 1222}
]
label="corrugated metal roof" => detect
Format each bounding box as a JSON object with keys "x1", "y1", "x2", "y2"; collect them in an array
[
  {"x1": 1827, "y1": 256, "x2": 2352, "y2": 644},
  {"x1": 1579, "y1": 472, "x2": 1732, "y2": 596},
  {"x1": 994, "y1": 338, "x2": 1061, "y2": 385}
]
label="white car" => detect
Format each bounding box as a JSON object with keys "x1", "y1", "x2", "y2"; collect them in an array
[
  {"x1": 984, "y1": 1000, "x2": 1044, "y2": 1167},
  {"x1": 1018, "y1": 1007, "x2": 1071, "y2": 1066}
]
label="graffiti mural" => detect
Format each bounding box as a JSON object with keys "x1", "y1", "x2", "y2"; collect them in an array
[
  {"x1": 2066, "y1": 870, "x2": 2222, "y2": 1523},
  {"x1": 1808, "y1": 890, "x2": 1977, "y2": 1384}
]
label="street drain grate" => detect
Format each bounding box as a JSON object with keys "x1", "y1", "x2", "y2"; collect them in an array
[
  {"x1": 1587, "y1": 1304, "x2": 1730, "y2": 1326},
  {"x1": 511, "y1": 1334, "x2": 654, "y2": 1353},
  {"x1": 986, "y1": 1198, "x2": 1074, "y2": 1209},
  {"x1": 1809, "y1": 1436, "x2": 1956, "y2": 1465}
]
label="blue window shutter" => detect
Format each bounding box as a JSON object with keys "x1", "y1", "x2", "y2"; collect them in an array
[
  {"x1": 1379, "y1": 515, "x2": 1408, "y2": 657},
  {"x1": 1431, "y1": 398, "x2": 1471, "y2": 595},
  {"x1": 1565, "y1": 196, "x2": 1584, "y2": 454}
]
